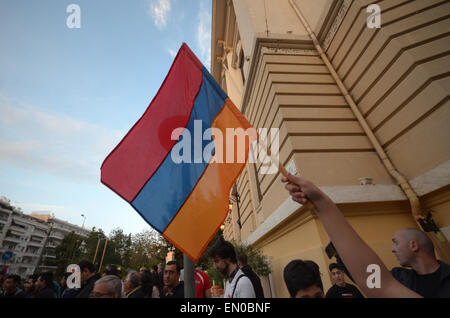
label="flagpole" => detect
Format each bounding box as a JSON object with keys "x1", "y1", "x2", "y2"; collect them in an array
[
  {"x1": 92, "y1": 238, "x2": 101, "y2": 265},
  {"x1": 258, "y1": 136, "x2": 315, "y2": 211},
  {"x1": 183, "y1": 254, "x2": 195, "y2": 298},
  {"x1": 98, "y1": 239, "x2": 108, "y2": 273}
]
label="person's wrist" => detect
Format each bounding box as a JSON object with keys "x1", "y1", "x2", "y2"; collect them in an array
[{"x1": 307, "y1": 188, "x2": 331, "y2": 207}]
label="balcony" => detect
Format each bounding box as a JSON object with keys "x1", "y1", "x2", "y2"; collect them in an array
[
  {"x1": 19, "y1": 262, "x2": 37, "y2": 267},
  {"x1": 32, "y1": 231, "x2": 47, "y2": 238},
  {"x1": 11, "y1": 217, "x2": 29, "y2": 226},
  {"x1": 10, "y1": 225, "x2": 27, "y2": 233},
  {"x1": 34, "y1": 225, "x2": 48, "y2": 232},
  {"x1": 3, "y1": 236, "x2": 22, "y2": 243},
  {"x1": 24, "y1": 251, "x2": 39, "y2": 257},
  {"x1": 0, "y1": 207, "x2": 12, "y2": 215},
  {"x1": 1, "y1": 244, "x2": 18, "y2": 251},
  {"x1": 30, "y1": 233, "x2": 44, "y2": 239},
  {"x1": 40, "y1": 265, "x2": 57, "y2": 269},
  {"x1": 53, "y1": 224, "x2": 72, "y2": 233},
  {"x1": 27, "y1": 240, "x2": 44, "y2": 247},
  {"x1": 49, "y1": 233, "x2": 64, "y2": 240}
]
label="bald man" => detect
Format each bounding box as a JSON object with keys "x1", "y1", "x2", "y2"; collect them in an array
[{"x1": 391, "y1": 228, "x2": 450, "y2": 297}]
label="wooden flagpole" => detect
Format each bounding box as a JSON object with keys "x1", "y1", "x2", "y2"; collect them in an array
[{"x1": 257, "y1": 134, "x2": 315, "y2": 211}]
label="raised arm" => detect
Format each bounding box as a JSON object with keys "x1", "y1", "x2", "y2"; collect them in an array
[{"x1": 281, "y1": 174, "x2": 420, "y2": 298}]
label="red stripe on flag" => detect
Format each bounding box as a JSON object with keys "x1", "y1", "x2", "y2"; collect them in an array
[{"x1": 101, "y1": 44, "x2": 204, "y2": 202}]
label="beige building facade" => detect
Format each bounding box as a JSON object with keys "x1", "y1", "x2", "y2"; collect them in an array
[{"x1": 212, "y1": 0, "x2": 450, "y2": 297}]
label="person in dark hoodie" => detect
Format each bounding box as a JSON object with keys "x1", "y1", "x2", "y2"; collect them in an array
[
  {"x1": 237, "y1": 254, "x2": 264, "y2": 298},
  {"x1": 76, "y1": 260, "x2": 101, "y2": 298},
  {"x1": 34, "y1": 272, "x2": 56, "y2": 298},
  {"x1": 24, "y1": 275, "x2": 38, "y2": 298}
]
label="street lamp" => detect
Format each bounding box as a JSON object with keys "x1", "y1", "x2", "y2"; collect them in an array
[
  {"x1": 81, "y1": 214, "x2": 86, "y2": 229},
  {"x1": 166, "y1": 245, "x2": 176, "y2": 263}
]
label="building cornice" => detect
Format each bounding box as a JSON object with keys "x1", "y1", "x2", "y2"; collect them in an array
[
  {"x1": 240, "y1": 37, "x2": 314, "y2": 116},
  {"x1": 245, "y1": 184, "x2": 409, "y2": 246},
  {"x1": 321, "y1": 0, "x2": 352, "y2": 51},
  {"x1": 409, "y1": 160, "x2": 450, "y2": 197}
]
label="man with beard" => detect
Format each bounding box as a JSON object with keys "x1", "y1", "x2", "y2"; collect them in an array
[
  {"x1": 76, "y1": 260, "x2": 101, "y2": 298},
  {"x1": 34, "y1": 272, "x2": 57, "y2": 298},
  {"x1": 23, "y1": 275, "x2": 38, "y2": 298},
  {"x1": 208, "y1": 238, "x2": 255, "y2": 298}
]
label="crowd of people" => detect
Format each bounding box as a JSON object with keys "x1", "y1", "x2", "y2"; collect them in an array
[
  {"x1": 1, "y1": 175, "x2": 449, "y2": 298},
  {"x1": 0, "y1": 249, "x2": 261, "y2": 299},
  {"x1": 0, "y1": 261, "x2": 165, "y2": 298}
]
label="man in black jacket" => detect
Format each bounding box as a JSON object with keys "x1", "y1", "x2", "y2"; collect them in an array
[
  {"x1": 34, "y1": 272, "x2": 56, "y2": 298},
  {"x1": 161, "y1": 261, "x2": 184, "y2": 298},
  {"x1": 76, "y1": 260, "x2": 101, "y2": 298},
  {"x1": 391, "y1": 228, "x2": 450, "y2": 297},
  {"x1": 237, "y1": 254, "x2": 264, "y2": 298},
  {"x1": 0, "y1": 274, "x2": 25, "y2": 298}
]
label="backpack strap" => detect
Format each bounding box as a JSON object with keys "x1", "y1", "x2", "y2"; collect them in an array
[{"x1": 231, "y1": 273, "x2": 247, "y2": 298}]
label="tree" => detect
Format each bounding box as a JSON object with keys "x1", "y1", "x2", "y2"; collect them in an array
[
  {"x1": 199, "y1": 231, "x2": 226, "y2": 288},
  {"x1": 232, "y1": 241, "x2": 271, "y2": 277},
  {"x1": 82, "y1": 229, "x2": 107, "y2": 268},
  {"x1": 130, "y1": 229, "x2": 176, "y2": 269},
  {"x1": 52, "y1": 231, "x2": 85, "y2": 280},
  {"x1": 122, "y1": 233, "x2": 133, "y2": 269},
  {"x1": 105, "y1": 228, "x2": 128, "y2": 268}
]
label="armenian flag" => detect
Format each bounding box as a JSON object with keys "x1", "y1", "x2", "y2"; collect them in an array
[{"x1": 101, "y1": 43, "x2": 255, "y2": 261}]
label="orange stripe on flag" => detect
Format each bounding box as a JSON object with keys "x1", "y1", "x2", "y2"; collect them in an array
[{"x1": 162, "y1": 98, "x2": 254, "y2": 261}]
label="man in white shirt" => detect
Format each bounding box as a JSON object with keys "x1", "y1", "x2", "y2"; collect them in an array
[{"x1": 207, "y1": 238, "x2": 255, "y2": 298}]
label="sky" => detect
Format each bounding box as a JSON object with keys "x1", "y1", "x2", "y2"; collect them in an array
[{"x1": 0, "y1": 0, "x2": 212, "y2": 236}]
